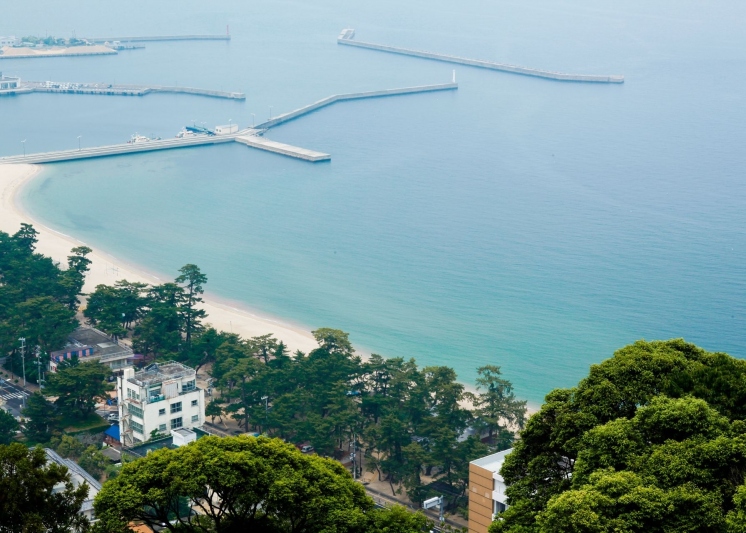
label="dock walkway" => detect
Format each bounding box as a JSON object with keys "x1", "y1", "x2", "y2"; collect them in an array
[
  {"x1": 256, "y1": 82, "x2": 458, "y2": 129},
  {"x1": 12, "y1": 81, "x2": 245, "y2": 100},
  {"x1": 337, "y1": 29, "x2": 624, "y2": 84},
  {"x1": 236, "y1": 136, "x2": 330, "y2": 162},
  {"x1": 0, "y1": 131, "x2": 251, "y2": 165},
  {"x1": 84, "y1": 35, "x2": 231, "y2": 43}
]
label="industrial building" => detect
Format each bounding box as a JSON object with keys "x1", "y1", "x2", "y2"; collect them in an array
[{"x1": 468, "y1": 449, "x2": 512, "y2": 533}]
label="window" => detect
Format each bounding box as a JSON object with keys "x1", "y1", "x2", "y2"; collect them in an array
[
  {"x1": 171, "y1": 417, "x2": 183, "y2": 429},
  {"x1": 191, "y1": 399, "x2": 198, "y2": 407},
  {"x1": 191, "y1": 415, "x2": 199, "y2": 423},
  {"x1": 158, "y1": 424, "x2": 167, "y2": 432},
  {"x1": 159, "y1": 408, "x2": 166, "y2": 416},
  {"x1": 170, "y1": 402, "x2": 182, "y2": 414},
  {"x1": 131, "y1": 421, "x2": 144, "y2": 434},
  {"x1": 129, "y1": 405, "x2": 144, "y2": 419},
  {"x1": 127, "y1": 388, "x2": 140, "y2": 400},
  {"x1": 183, "y1": 380, "x2": 196, "y2": 392}
]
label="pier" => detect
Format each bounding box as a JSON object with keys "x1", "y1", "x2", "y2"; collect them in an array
[
  {"x1": 8, "y1": 81, "x2": 245, "y2": 100},
  {"x1": 337, "y1": 29, "x2": 624, "y2": 84},
  {"x1": 236, "y1": 136, "x2": 330, "y2": 162},
  {"x1": 84, "y1": 35, "x2": 231, "y2": 43},
  {"x1": 0, "y1": 131, "x2": 251, "y2": 165},
  {"x1": 1, "y1": 81, "x2": 459, "y2": 165},
  {"x1": 255, "y1": 82, "x2": 458, "y2": 129}
]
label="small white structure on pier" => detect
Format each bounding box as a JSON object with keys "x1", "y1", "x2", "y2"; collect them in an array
[
  {"x1": 0, "y1": 72, "x2": 21, "y2": 91},
  {"x1": 215, "y1": 123, "x2": 239, "y2": 135},
  {"x1": 0, "y1": 36, "x2": 19, "y2": 47}
]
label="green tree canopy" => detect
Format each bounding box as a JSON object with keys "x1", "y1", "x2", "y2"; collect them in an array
[
  {"x1": 43, "y1": 361, "x2": 111, "y2": 417},
  {"x1": 0, "y1": 408, "x2": 19, "y2": 445},
  {"x1": 492, "y1": 339, "x2": 746, "y2": 533},
  {"x1": 0, "y1": 443, "x2": 90, "y2": 533},
  {"x1": 22, "y1": 392, "x2": 61, "y2": 442},
  {"x1": 93, "y1": 435, "x2": 373, "y2": 533}
]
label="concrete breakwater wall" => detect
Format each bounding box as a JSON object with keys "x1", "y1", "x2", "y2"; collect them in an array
[
  {"x1": 14, "y1": 81, "x2": 245, "y2": 100},
  {"x1": 85, "y1": 35, "x2": 231, "y2": 43},
  {"x1": 337, "y1": 31, "x2": 624, "y2": 84},
  {"x1": 236, "y1": 136, "x2": 331, "y2": 162},
  {"x1": 256, "y1": 82, "x2": 458, "y2": 129},
  {"x1": 0, "y1": 132, "x2": 249, "y2": 165}
]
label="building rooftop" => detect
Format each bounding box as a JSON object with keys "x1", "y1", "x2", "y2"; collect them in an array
[
  {"x1": 470, "y1": 448, "x2": 513, "y2": 474},
  {"x1": 129, "y1": 361, "x2": 196, "y2": 388},
  {"x1": 52, "y1": 327, "x2": 133, "y2": 363},
  {"x1": 44, "y1": 448, "x2": 102, "y2": 513}
]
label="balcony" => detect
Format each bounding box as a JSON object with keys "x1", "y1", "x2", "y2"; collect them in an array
[{"x1": 148, "y1": 394, "x2": 165, "y2": 404}]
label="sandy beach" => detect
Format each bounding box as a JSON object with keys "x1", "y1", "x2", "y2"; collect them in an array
[{"x1": 0, "y1": 163, "x2": 318, "y2": 354}]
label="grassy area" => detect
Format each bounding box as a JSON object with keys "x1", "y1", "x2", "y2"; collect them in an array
[{"x1": 61, "y1": 412, "x2": 110, "y2": 434}]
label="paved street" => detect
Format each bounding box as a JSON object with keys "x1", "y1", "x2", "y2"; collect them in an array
[{"x1": 0, "y1": 377, "x2": 30, "y2": 417}]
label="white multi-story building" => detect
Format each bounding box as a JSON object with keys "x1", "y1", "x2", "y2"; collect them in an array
[{"x1": 117, "y1": 362, "x2": 205, "y2": 446}]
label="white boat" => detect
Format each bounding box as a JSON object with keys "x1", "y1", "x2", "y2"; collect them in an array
[{"x1": 128, "y1": 133, "x2": 153, "y2": 144}]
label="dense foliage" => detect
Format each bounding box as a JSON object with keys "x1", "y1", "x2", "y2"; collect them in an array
[
  {"x1": 43, "y1": 361, "x2": 112, "y2": 417},
  {"x1": 0, "y1": 225, "x2": 90, "y2": 381},
  {"x1": 93, "y1": 435, "x2": 430, "y2": 533},
  {"x1": 0, "y1": 443, "x2": 90, "y2": 533},
  {"x1": 492, "y1": 339, "x2": 746, "y2": 533},
  {"x1": 89, "y1": 273, "x2": 527, "y2": 506}
]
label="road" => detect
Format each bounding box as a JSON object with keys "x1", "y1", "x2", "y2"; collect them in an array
[{"x1": 0, "y1": 377, "x2": 30, "y2": 417}]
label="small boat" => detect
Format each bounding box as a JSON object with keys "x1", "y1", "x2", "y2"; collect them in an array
[{"x1": 127, "y1": 133, "x2": 156, "y2": 144}]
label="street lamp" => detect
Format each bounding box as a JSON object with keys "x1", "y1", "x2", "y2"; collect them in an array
[
  {"x1": 251, "y1": 113, "x2": 255, "y2": 128},
  {"x1": 18, "y1": 337, "x2": 26, "y2": 408},
  {"x1": 77, "y1": 135, "x2": 82, "y2": 151},
  {"x1": 228, "y1": 118, "x2": 232, "y2": 131},
  {"x1": 21, "y1": 139, "x2": 26, "y2": 157},
  {"x1": 269, "y1": 106, "x2": 273, "y2": 120}
]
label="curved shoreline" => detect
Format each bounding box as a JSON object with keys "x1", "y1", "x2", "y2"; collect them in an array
[{"x1": 0, "y1": 163, "x2": 319, "y2": 355}]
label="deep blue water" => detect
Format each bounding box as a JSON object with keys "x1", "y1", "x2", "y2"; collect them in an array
[{"x1": 3, "y1": 0, "x2": 746, "y2": 404}]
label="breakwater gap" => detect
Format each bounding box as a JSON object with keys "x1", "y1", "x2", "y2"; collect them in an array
[
  {"x1": 0, "y1": 82, "x2": 458, "y2": 165},
  {"x1": 337, "y1": 29, "x2": 624, "y2": 84}
]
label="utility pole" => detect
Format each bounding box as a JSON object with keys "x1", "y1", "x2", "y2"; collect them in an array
[
  {"x1": 19, "y1": 337, "x2": 26, "y2": 409},
  {"x1": 35, "y1": 346, "x2": 44, "y2": 389},
  {"x1": 261, "y1": 395, "x2": 269, "y2": 431},
  {"x1": 351, "y1": 433, "x2": 357, "y2": 480}
]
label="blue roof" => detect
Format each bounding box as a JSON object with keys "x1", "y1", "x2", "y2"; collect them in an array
[{"x1": 104, "y1": 425, "x2": 120, "y2": 440}]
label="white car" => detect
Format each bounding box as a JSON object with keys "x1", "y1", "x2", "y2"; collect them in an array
[
  {"x1": 107, "y1": 413, "x2": 119, "y2": 422},
  {"x1": 300, "y1": 445, "x2": 314, "y2": 453}
]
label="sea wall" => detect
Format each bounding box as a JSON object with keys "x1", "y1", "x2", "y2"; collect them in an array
[
  {"x1": 256, "y1": 83, "x2": 458, "y2": 129},
  {"x1": 338, "y1": 34, "x2": 624, "y2": 84}
]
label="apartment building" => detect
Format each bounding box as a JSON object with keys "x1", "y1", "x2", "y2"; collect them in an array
[{"x1": 117, "y1": 362, "x2": 205, "y2": 446}]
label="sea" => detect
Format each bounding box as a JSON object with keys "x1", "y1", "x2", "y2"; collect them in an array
[{"x1": 2, "y1": 0, "x2": 745, "y2": 405}]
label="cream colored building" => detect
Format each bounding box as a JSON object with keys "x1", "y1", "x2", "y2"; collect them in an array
[{"x1": 468, "y1": 449, "x2": 512, "y2": 533}]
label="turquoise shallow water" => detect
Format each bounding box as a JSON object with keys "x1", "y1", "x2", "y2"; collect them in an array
[{"x1": 4, "y1": 0, "x2": 746, "y2": 404}]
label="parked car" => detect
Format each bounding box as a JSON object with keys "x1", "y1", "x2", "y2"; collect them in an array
[
  {"x1": 300, "y1": 445, "x2": 314, "y2": 453},
  {"x1": 107, "y1": 413, "x2": 119, "y2": 422}
]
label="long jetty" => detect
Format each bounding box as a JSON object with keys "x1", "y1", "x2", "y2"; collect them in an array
[
  {"x1": 1, "y1": 82, "x2": 459, "y2": 164},
  {"x1": 15, "y1": 81, "x2": 245, "y2": 100},
  {"x1": 84, "y1": 35, "x2": 230, "y2": 43},
  {"x1": 337, "y1": 29, "x2": 624, "y2": 84},
  {"x1": 255, "y1": 82, "x2": 458, "y2": 129},
  {"x1": 0, "y1": 132, "x2": 250, "y2": 165}
]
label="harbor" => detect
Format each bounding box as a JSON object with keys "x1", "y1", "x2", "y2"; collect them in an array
[
  {"x1": 337, "y1": 29, "x2": 624, "y2": 84},
  {"x1": 0, "y1": 82, "x2": 458, "y2": 164}
]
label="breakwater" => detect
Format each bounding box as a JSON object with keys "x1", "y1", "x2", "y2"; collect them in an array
[
  {"x1": 11, "y1": 81, "x2": 245, "y2": 100},
  {"x1": 0, "y1": 131, "x2": 250, "y2": 165},
  {"x1": 236, "y1": 136, "x2": 330, "y2": 162},
  {"x1": 85, "y1": 35, "x2": 231, "y2": 43},
  {"x1": 256, "y1": 82, "x2": 458, "y2": 129},
  {"x1": 337, "y1": 29, "x2": 624, "y2": 84}
]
